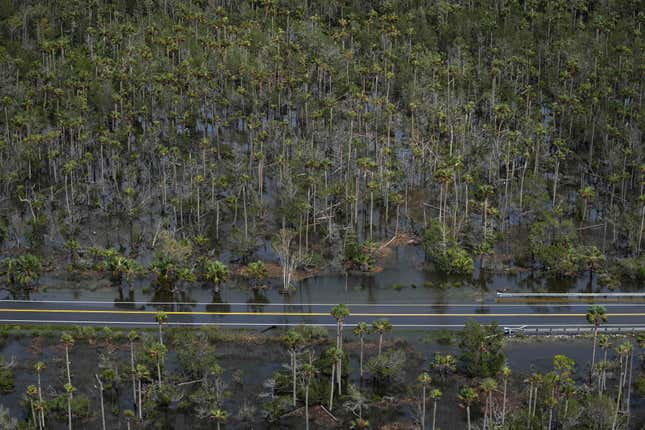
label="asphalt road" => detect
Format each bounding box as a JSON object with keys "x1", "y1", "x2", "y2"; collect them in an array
[{"x1": 1, "y1": 300, "x2": 645, "y2": 330}]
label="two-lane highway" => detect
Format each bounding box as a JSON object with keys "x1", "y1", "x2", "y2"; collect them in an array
[{"x1": 1, "y1": 300, "x2": 645, "y2": 330}]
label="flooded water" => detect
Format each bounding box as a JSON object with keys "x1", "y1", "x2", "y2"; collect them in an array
[
  {"x1": 1, "y1": 330, "x2": 643, "y2": 429},
  {"x1": 17, "y1": 245, "x2": 641, "y2": 308}
]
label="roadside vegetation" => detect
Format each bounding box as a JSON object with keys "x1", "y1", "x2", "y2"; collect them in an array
[{"x1": 0, "y1": 306, "x2": 643, "y2": 429}]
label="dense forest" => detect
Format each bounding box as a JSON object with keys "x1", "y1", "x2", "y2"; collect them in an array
[
  {"x1": 0, "y1": 1, "x2": 644, "y2": 429},
  {"x1": 0, "y1": 0, "x2": 643, "y2": 286}
]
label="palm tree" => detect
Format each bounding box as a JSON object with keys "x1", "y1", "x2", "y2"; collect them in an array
[
  {"x1": 430, "y1": 388, "x2": 442, "y2": 430},
  {"x1": 418, "y1": 372, "x2": 432, "y2": 430},
  {"x1": 26, "y1": 385, "x2": 39, "y2": 429},
  {"x1": 95, "y1": 374, "x2": 106, "y2": 430},
  {"x1": 545, "y1": 395, "x2": 558, "y2": 429},
  {"x1": 202, "y1": 260, "x2": 229, "y2": 293},
  {"x1": 330, "y1": 304, "x2": 350, "y2": 395},
  {"x1": 479, "y1": 377, "x2": 497, "y2": 429},
  {"x1": 612, "y1": 341, "x2": 632, "y2": 430},
  {"x1": 123, "y1": 409, "x2": 135, "y2": 430},
  {"x1": 301, "y1": 363, "x2": 317, "y2": 430},
  {"x1": 242, "y1": 260, "x2": 268, "y2": 289},
  {"x1": 135, "y1": 364, "x2": 150, "y2": 419},
  {"x1": 500, "y1": 364, "x2": 511, "y2": 425},
  {"x1": 283, "y1": 330, "x2": 303, "y2": 407},
  {"x1": 371, "y1": 319, "x2": 393, "y2": 355},
  {"x1": 527, "y1": 372, "x2": 542, "y2": 424},
  {"x1": 327, "y1": 346, "x2": 343, "y2": 411},
  {"x1": 353, "y1": 322, "x2": 369, "y2": 378},
  {"x1": 4, "y1": 253, "x2": 42, "y2": 289},
  {"x1": 60, "y1": 333, "x2": 74, "y2": 390},
  {"x1": 586, "y1": 305, "x2": 607, "y2": 381},
  {"x1": 209, "y1": 408, "x2": 227, "y2": 430},
  {"x1": 458, "y1": 386, "x2": 477, "y2": 430},
  {"x1": 579, "y1": 185, "x2": 595, "y2": 221},
  {"x1": 127, "y1": 331, "x2": 138, "y2": 410},
  {"x1": 64, "y1": 382, "x2": 75, "y2": 430},
  {"x1": 154, "y1": 311, "x2": 168, "y2": 345},
  {"x1": 431, "y1": 353, "x2": 457, "y2": 380},
  {"x1": 147, "y1": 342, "x2": 167, "y2": 386},
  {"x1": 34, "y1": 361, "x2": 46, "y2": 428}
]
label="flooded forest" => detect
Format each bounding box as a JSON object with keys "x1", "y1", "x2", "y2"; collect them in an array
[{"x1": 0, "y1": 0, "x2": 644, "y2": 429}]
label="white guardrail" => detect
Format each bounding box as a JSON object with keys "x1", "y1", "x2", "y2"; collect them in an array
[{"x1": 496, "y1": 292, "x2": 645, "y2": 298}]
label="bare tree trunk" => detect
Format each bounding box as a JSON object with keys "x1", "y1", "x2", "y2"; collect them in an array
[
  {"x1": 95, "y1": 375, "x2": 106, "y2": 430},
  {"x1": 591, "y1": 327, "x2": 598, "y2": 382},
  {"x1": 359, "y1": 337, "x2": 364, "y2": 377},
  {"x1": 329, "y1": 364, "x2": 335, "y2": 411},
  {"x1": 292, "y1": 352, "x2": 297, "y2": 407},
  {"x1": 502, "y1": 377, "x2": 508, "y2": 424},
  {"x1": 305, "y1": 383, "x2": 310, "y2": 430},
  {"x1": 130, "y1": 342, "x2": 136, "y2": 410},
  {"x1": 421, "y1": 386, "x2": 426, "y2": 430},
  {"x1": 37, "y1": 372, "x2": 45, "y2": 428},
  {"x1": 67, "y1": 393, "x2": 72, "y2": 430},
  {"x1": 432, "y1": 399, "x2": 437, "y2": 430},
  {"x1": 612, "y1": 355, "x2": 624, "y2": 430}
]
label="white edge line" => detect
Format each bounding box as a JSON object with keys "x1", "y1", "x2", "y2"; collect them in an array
[
  {"x1": 1, "y1": 320, "x2": 645, "y2": 330},
  {"x1": 2, "y1": 299, "x2": 645, "y2": 308}
]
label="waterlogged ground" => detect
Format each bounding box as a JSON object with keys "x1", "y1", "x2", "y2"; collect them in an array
[
  {"x1": 8, "y1": 245, "x2": 638, "y2": 307},
  {"x1": 0, "y1": 329, "x2": 644, "y2": 429}
]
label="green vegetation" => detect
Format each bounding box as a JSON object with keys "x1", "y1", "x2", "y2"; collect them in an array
[
  {"x1": 0, "y1": 0, "x2": 640, "y2": 282},
  {"x1": 0, "y1": 357, "x2": 15, "y2": 393},
  {"x1": 458, "y1": 320, "x2": 505, "y2": 378},
  {"x1": 0, "y1": 317, "x2": 641, "y2": 429}
]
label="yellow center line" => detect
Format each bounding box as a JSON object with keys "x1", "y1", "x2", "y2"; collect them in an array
[{"x1": 0, "y1": 308, "x2": 644, "y2": 317}]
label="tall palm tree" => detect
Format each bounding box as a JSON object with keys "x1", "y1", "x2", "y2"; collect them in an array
[
  {"x1": 458, "y1": 386, "x2": 477, "y2": 430},
  {"x1": 500, "y1": 364, "x2": 511, "y2": 425},
  {"x1": 418, "y1": 372, "x2": 432, "y2": 430},
  {"x1": 527, "y1": 373, "x2": 542, "y2": 425},
  {"x1": 135, "y1": 364, "x2": 150, "y2": 419},
  {"x1": 34, "y1": 361, "x2": 46, "y2": 428},
  {"x1": 330, "y1": 304, "x2": 350, "y2": 394},
  {"x1": 586, "y1": 305, "x2": 607, "y2": 381},
  {"x1": 154, "y1": 311, "x2": 168, "y2": 345},
  {"x1": 26, "y1": 385, "x2": 39, "y2": 430},
  {"x1": 430, "y1": 388, "x2": 442, "y2": 430},
  {"x1": 147, "y1": 342, "x2": 167, "y2": 386},
  {"x1": 95, "y1": 374, "x2": 106, "y2": 430},
  {"x1": 127, "y1": 331, "x2": 138, "y2": 409},
  {"x1": 612, "y1": 341, "x2": 632, "y2": 430},
  {"x1": 327, "y1": 347, "x2": 343, "y2": 411},
  {"x1": 371, "y1": 319, "x2": 393, "y2": 355},
  {"x1": 545, "y1": 395, "x2": 558, "y2": 430},
  {"x1": 301, "y1": 363, "x2": 317, "y2": 430},
  {"x1": 60, "y1": 333, "x2": 74, "y2": 390},
  {"x1": 283, "y1": 330, "x2": 303, "y2": 407},
  {"x1": 579, "y1": 185, "x2": 595, "y2": 221},
  {"x1": 353, "y1": 321, "x2": 369, "y2": 378},
  {"x1": 64, "y1": 383, "x2": 75, "y2": 430},
  {"x1": 479, "y1": 377, "x2": 497, "y2": 430},
  {"x1": 598, "y1": 333, "x2": 611, "y2": 393}
]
